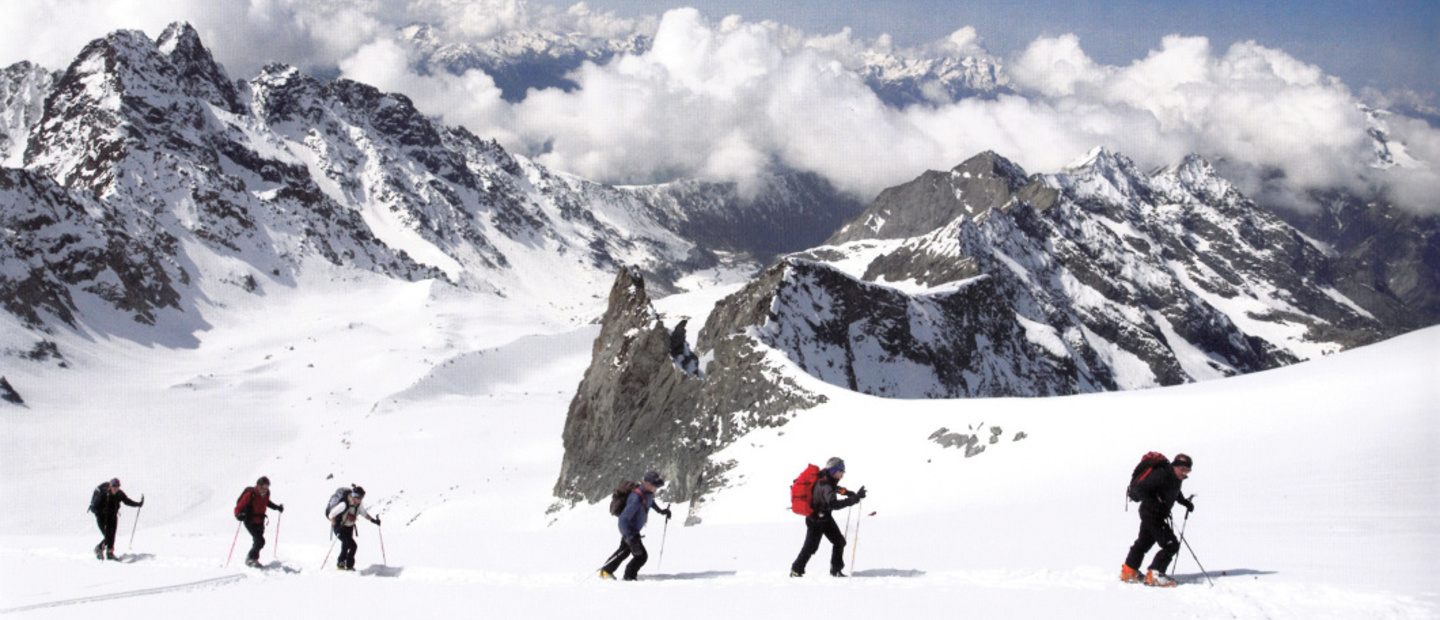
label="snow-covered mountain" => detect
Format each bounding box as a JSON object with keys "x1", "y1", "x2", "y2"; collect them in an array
[
  {"x1": 0, "y1": 23, "x2": 861, "y2": 353},
  {"x1": 400, "y1": 24, "x2": 1009, "y2": 108},
  {"x1": 401, "y1": 24, "x2": 650, "y2": 102},
  {"x1": 556, "y1": 147, "x2": 1427, "y2": 504}
]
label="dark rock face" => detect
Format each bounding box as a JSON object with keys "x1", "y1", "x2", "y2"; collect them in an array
[
  {"x1": 554, "y1": 268, "x2": 823, "y2": 509},
  {"x1": 700, "y1": 258, "x2": 1104, "y2": 397},
  {"x1": 0, "y1": 376, "x2": 22, "y2": 405},
  {"x1": 1270, "y1": 190, "x2": 1440, "y2": 335}
]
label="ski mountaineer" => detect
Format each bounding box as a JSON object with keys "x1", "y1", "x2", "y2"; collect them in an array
[
  {"x1": 791, "y1": 457, "x2": 865, "y2": 577},
  {"x1": 88, "y1": 478, "x2": 143, "y2": 560},
  {"x1": 328, "y1": 485, "x2": 380, "y2": 571},
  {"x1": 1122, "y1": 453, "x2": 1195, "y2": 587},
  {"x1": 599, "y1": 471, "x2": 672, "y2": 581},
  {"x1": 235, "y1": 476, "x2": 284, "y2": 568}
]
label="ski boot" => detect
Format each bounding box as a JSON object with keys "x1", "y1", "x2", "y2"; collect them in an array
[
  {"x1": 1146, "y1": 569, "x2": 1177, "y2": 587},
  {"x1": 789, "y1": 570, "x2": 802, "y2": 578},
  {"x1": 1120, "y1": 564, "x2": 1143, "y2": 583},
  {"x1": 245, "y1": 558, "x2": 263, "y2": 569},
  {"x1": 94, "y1": 544, "x2": 105, "y2": 560},
  {"x1": 830, "y1": 569, "x2": 848, "y2": 578},
  {"x1": 598, "y1": 569, "x2": 615, "y2": 580}
]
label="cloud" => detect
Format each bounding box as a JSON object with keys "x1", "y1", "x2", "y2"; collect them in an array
[{"x1": 1, "y1": 1, "x2": 1435, "y2": 213}]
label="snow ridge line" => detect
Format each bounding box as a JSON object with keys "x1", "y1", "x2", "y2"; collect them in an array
[{"x1": 0, "y1": 574, "x2": 246, "y2": 614}]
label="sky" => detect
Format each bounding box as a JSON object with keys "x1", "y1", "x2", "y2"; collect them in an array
[{"x1": 0, "y1": 0, "x2": 1437, "y2": 212}]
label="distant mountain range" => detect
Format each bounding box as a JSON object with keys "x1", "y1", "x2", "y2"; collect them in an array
[
  {"x1": 399, "y1": 23, "x2": 1010, "y2": 107},
  {"x1": 0, "y1": 23, "x2": 862, "y2": 355}
]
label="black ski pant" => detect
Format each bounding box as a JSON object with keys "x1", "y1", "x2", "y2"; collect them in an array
[
  {"x1": 600, "y1": 535, "x2": 648, "y2": 580},
  {"x1": 791, "y1": 514, "x2": 846, "y2": 576},
  {"x1": 244, "y1": 521, "x2": 267, "y2": 562},
  {"x1": 335, "y1": 524, "x2": 358, "y2": 569},
  {"x1": 1125, "y1": 516, "x2": 1180, "y2": 573},
  {"x1": 94, "y1": 513, "x2": 119, "y2": 554}
]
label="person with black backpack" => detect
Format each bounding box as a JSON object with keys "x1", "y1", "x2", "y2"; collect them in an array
[
  {"x1": 327, "y1": 485, "x2": 379, "y2": 571},
  {"x1": 791, "y1": 457, "x2": 865, "y2": 578},
  {"x1": 599, "y1": 471, "x2": 672, "y2": 581},
  {"x1": 234, "y1": 476, "x2": 284, "y2": 568},
  {"x1": 1122, "y1": 453, "x2": 1195, "y2": 587},
  {"x1": 88, "y1": 478, "x2": 143, "y2": 560}
]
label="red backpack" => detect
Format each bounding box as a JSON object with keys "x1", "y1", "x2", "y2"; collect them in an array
[
  {"x1": 233, "y1": 487, "x2": 254, "y2": 521},
  {"x1": 1126, "y1": 452, "x2": 1169, "y2": 502},
  {"x1": 790, "y1": 464, "x2": 821, "y2": 516}
]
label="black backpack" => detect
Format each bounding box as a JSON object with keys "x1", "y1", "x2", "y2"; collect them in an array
[
  {"x1": 608, "y1": 481, "x2": 639, "y2": 516},
  {"x1": 1127, "y1": 452, "x2": 1170, "y2": 502},
  {"x1": 88, "y1": 482, "x2": 108, "y2": 514}
]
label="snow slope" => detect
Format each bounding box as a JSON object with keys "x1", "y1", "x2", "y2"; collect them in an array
[{"x1": 0, "y1": 278, "x2": 1436, "y2": 619}]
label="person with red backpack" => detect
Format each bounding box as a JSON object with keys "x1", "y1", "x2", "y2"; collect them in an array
[
  {"x1": 234, "y1": 476, "x2": 284, "y2": 568},
  {"x1": 1122, "y1": 453, "x2": 1195, "y2": 587},
  {"x1": 790, "y1": 457, "x2": 865, "y2": 578},
  {"x1": 599, "y1": 471, "x2": 672, "y2": 581},
  {"x1": 88, "y1": 478, "x2": 143, "y2": 560}
]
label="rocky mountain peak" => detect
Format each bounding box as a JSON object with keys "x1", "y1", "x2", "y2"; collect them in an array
[
  {"x1": 828, "y1": 150, "x2": 1041, "y2": 244},
  {"x1": 155, "y1": 22, "x2": 244, "y2": 115}
]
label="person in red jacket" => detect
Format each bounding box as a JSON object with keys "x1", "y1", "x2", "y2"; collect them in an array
[{"x1": 234, "y1": 476, "x2": 284, "y2": 568}]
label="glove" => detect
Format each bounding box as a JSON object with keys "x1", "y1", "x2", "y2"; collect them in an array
[
  {"x1": 854, "y1": 486, "x2": 867, "y2": 500},
  {"x1": 276, "y1": 504, "x2": 285, "y2": 513},
  {"x1": 661, "y1": 507, "x2": 673, "y2": 519},
  {"x1": 1179, "y1": 496, "x2": 1194, "y2": 513},
  {"x1": 372, "y1": 517, "x2": 382, "y2": 526},
  {"x1": 138, "y1": 498, "x2": 145, "y2": 507}
]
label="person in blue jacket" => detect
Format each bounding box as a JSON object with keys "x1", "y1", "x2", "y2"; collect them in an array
[{"x1": 599, "y1": 471, "x2": 672, "y2": 580}]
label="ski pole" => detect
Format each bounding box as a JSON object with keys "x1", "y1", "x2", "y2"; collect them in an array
[
  {"x1": 127, "y1": 495, "x2": 144, "y2": 552},
  {"x1": 378, "y1": 523, "x2": 388, "y2": 566},
  {"x1": 1170, "y1": 511, "x2": 1190, "y2": 576},
  {"x1": 844, "y1": 499, "x2": 854, "y2": 540},
  {"x1": 1180, "y1": 529, "x2": 1214, "y2": 587},
  {"x1": 321, "y1": 537, "x2": 337, "y2": 570},
  {"x1": 225, "y1": 522, "x2": 241, "y2": 568},
  {"x1": 272, "y1": 511, "x2": 282, "y2": 561},
  {"x1": 657, "y1": 512, "x2": 669, "y2": 570},
  {"x1": 850, "y1": 499, "x2": 864, "y2": 573}
]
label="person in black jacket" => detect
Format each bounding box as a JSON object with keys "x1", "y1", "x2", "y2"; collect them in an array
[
  {"x1": 1122, "y1": 453, "x2": 1195, "y2": 587},
  {"x1": 88, "y1": 478, "x2": 143, "y2": 560},
  {"x1": 791, "y1": 457, "x2": 866, "y2": 577}
]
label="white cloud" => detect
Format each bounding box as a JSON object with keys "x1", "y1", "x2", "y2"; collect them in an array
[{"x1": 1, "y1": 0, "x2": 1435, "y2": 213}]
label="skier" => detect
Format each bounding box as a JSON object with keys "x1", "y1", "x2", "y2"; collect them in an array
[
  {"x1": 599, "y1": 471, "x2": 672, "y2": 581},
  {"x1": 88, "y1": 478, "x2": 143, "y2": 560},
  {"x1": 1121, "y1": 453, "x2": 1195, "y2": 587},
  {"x1": 327, "y1": 485, "x2": 380, "y2": 571},
  {"x1": 791, "y1": 457, "x2": 865, "y2": 577},
  {"x1": 235, "y1": 476, "x2": 284, "y2": 568}
]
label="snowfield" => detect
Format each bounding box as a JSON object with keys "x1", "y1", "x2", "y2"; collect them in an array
[{"x1": 1, "y1": 276, "x2": 1436, "y2": 619}]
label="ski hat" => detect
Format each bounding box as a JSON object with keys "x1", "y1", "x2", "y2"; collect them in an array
[
  {"x1": 1172, "y1": 454, "x2": 1193, "y2": 469},
  {"x1": 256, "y1": 476, "x2": 270, "y2": 486},
  {"x1": 643, "y1": 471, "x2": 665, "y2": 488},
  {"x1": 824, "y1": 457, "x2": 845, "y2": 476},
  {"x1": 352, "y1": 485, "x2": 366, "y2": 497}
]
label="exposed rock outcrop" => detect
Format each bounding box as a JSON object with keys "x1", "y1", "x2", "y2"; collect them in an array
[{"x1": 553, "y1": 268, "x2": 824, "y2": 510}]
